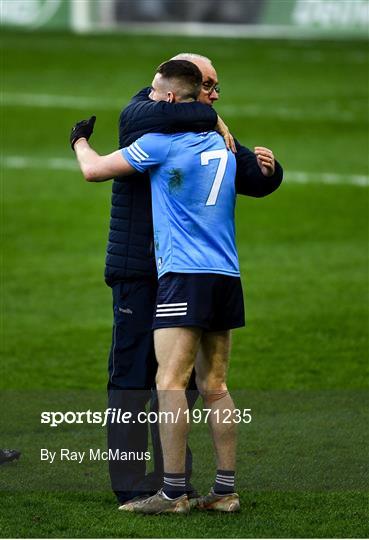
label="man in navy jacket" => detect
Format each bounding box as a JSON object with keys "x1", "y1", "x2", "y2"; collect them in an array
[{"x1": 106, "y1": 54, "x2": 283, "y2": 507}]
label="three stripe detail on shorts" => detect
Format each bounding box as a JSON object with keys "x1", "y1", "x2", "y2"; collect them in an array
[{"x1": 156, "y1": 302, "x2": 187, "y2": 317}]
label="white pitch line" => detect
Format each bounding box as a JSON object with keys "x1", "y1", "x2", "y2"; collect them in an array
[
  {"x1": 219, "y1": 104, "x2": 357, "y2": 123},
  {"x1": 287, "y1": 170, "x2": 368, "y2": 187},
  {"x1": 1, "y1": 92, "x2": 123, "y2": 111},
  {"x1": 1, "y1": 92, "x2": 361, "y2": 123},
  {"x1": 2, "y1": 156, "x2": 78, "y2": 171},
  {"x1": 1, "y1": 156, "x2": 368, "y2": 187}
]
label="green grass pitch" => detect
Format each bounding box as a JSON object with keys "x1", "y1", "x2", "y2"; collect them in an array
[{"x1": 1, "y1": 30, "x2": 368, "y2": 537}]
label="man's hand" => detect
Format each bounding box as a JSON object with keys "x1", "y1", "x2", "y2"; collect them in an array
[
  {"x1": 254, "y1": 146, "x2": 275, "y2": 177},
  {"x1": 70, "y1": 115, "x2": 96, "y2": 150},
  {"x1": 216, "y1": 115, "x2": 236, "y2": 154}
]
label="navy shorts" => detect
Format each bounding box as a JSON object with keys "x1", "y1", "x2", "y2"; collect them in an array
[{"x1": 153, "y1": 273, "x2": 245, "y2": 331}]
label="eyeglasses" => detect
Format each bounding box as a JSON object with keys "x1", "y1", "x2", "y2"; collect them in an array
[{"x1": 202, "y1": 82, "x2": 220, "y2": 94}]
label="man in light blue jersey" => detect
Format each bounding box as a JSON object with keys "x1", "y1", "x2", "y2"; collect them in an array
[
  {"x1": 127, "y1": 130, "x2": 239, "y2": 278},
  {"x1": 71, "y1": 60, "x2": 276, "y2": 514}
]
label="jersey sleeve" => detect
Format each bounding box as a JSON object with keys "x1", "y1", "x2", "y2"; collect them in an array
[
  {"x1": 125, "y1": 87, "x2": 151, "y2": 106},
  {"x1": 121, "y1": 133, "x2": 171, "y2": 173}
]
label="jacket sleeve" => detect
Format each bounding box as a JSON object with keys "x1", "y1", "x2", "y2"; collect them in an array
[
  {"x1": 119, "y1": 87, "x2": 217, "y2": 147},
  {"x1": 234, "y1": 139, "x2": 283, "y2": 197},
  {"x1": 128, "y1": 87, "x2": 152, "y2": 104}
]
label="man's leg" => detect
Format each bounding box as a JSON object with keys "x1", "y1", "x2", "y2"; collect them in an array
[
  {"x1": 149, "y1": 367, "x2": 199, "y2": 492},
  {"x1": 195, "y1": 330, "x2": 240, "y2": 512},
  {"x1": 107, "y1": 280, "x2": 157, "y2": 505},
  {"x1": 196, "y1": 331, "x2": 236, "y2": 471},
  {"x1": 120, "y1": 326, "x2": 201, "y2": 514},
  {"x1": 108, "y1": 388, "x2": 150, "y2": 501},
  {"x1": 154, "y1": 327, "x2": 202, "y2": 480}
]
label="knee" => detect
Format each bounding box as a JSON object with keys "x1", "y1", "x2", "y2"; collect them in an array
[
  {"x1": 156, "y1": 369, "x2": 188, "y2": 391},
  {"x1": 196, "y1": 375, "x2": 228, "y2": 404},
  {"x1": 195, "y1": 369, "x2": 228, "y2": 395}
]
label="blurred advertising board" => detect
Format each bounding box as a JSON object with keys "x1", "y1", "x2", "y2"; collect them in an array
[{"x1": 1, "y1": 0, "x2": 368, "y2": 38}]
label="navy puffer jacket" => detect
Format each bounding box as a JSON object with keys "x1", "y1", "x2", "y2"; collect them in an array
[
  {"x1": 105, "y1": 89, "x2": 218, "y2": 285},
  {"x1": 105, "y1": 88, "x2": 283, "y2": 285}
]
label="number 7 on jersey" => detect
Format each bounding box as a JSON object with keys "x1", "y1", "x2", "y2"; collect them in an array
[{"x1": 201, "y1": 149, "x2": 228, "y2": 206}]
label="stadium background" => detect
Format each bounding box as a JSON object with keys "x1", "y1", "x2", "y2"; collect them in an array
[{"x1": 1, "y1": 0, "x2": 368, "y2": 537}]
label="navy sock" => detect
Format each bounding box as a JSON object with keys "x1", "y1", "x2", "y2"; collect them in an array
[
  {"x1": 163, "y1": 472, "x2": 186, "y2": 499},
  {"x1": 213, "y1": 469, "x2": 235, "y2": 495}
]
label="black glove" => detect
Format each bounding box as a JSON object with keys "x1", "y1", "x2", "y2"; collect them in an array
[{"x1": 70, "y1": 115, "x2": 96, "y2": 150}]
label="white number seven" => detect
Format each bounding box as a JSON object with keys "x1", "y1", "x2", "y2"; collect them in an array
[{"x1": 201, "y1": 149, "x2": 228, "y2": 206}]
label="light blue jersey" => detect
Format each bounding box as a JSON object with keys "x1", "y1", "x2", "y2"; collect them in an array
[{"x1": 122, "y1": 131, "x2": 239, "y2": 279}]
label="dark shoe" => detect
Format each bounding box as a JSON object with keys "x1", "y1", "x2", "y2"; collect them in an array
[{"x1": 0, "y1": 449, "x2": 21, "y2": 465}]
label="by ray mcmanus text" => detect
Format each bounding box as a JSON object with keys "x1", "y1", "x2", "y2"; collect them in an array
[{"x1": 40, "y1": 448, "x2": 151, "y2": 464}]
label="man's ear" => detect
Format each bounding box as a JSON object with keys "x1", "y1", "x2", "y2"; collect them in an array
[{"x1": 166, "y1": 91, "x2": 175, "y2": 103}]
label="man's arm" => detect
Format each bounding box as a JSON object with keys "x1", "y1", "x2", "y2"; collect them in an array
[
  {"x1": 70, "y1": 115, "x2": 136, "y2": 181},
  {"x1": 128, "y1": 92, "x2": 282, "y2": 194},
  {"x1": 74, "y1": 138, "x2": 136, "y2": 182},
  {"x1": 119, "y1": 87, "x2": 218, "y2": 147},
  {"x1": 71, "y1": 118, "x2": 168, "y2": 181},
  {"x1": 234, "y1": 139, "x2": 283, "y2": 198}
]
